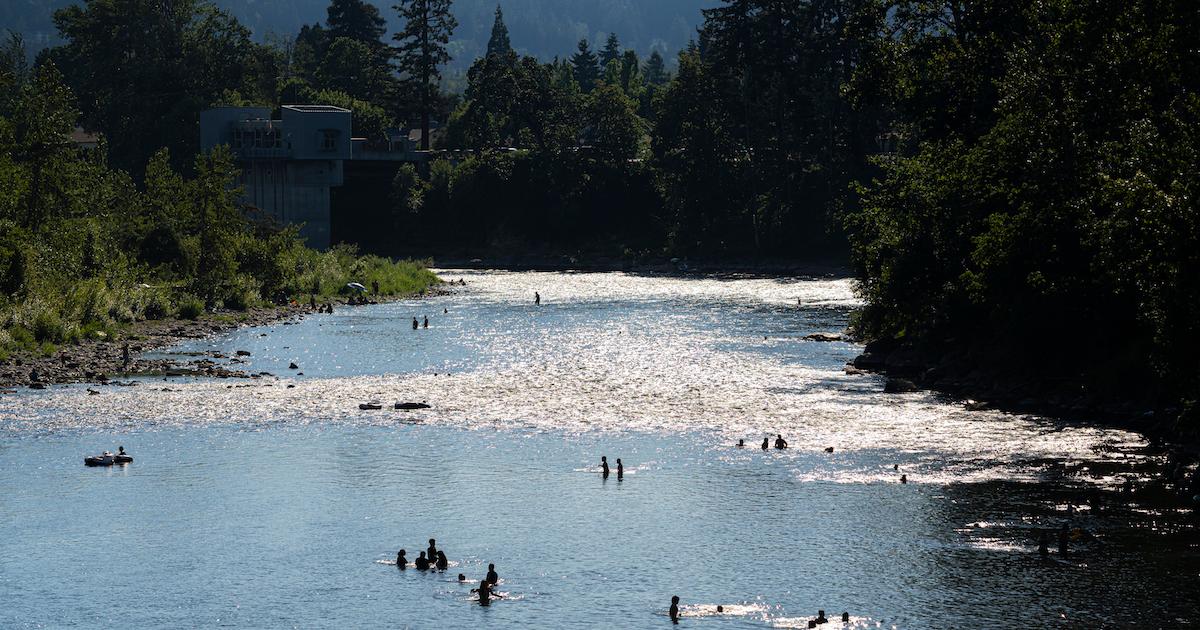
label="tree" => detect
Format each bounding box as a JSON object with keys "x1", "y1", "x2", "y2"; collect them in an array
[
  {"x1": 642, "y1": 50, "x2": 669, "y2": 86},
  {"x1": 599, "y1": 32, "x2": 621, "y2": 68},
  {"x1": 316, "y1": 37, "x2": 392, "y2": 102},
  {"x1": 393, "y1": 0, "x2": 458, "y2": 150},
  {"x1": 326, "y1": 0, "x2": 388, "y2": 49},
  {"x1": 586, "y1": 83, "x2": 643, "y2": 163},
  {"x1": 570, "y1": 39, "x2": 600, "y2": 93},
  {"x1": 486, "y1": 4, "x2": 512, "y2": 58}
]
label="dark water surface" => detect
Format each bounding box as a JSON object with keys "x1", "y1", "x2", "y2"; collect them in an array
[{"x1": 2, "y1": 270, "x2": 1197, "y2": 628}]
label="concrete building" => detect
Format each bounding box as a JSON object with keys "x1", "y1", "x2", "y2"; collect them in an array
[{"x1": 200, "y1": 105, "x2": 352, "y2": 249}]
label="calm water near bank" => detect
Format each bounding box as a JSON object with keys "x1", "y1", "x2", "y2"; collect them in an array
[{"x1": 1, "y1": 270, "x2": 1196, "y2": 628}]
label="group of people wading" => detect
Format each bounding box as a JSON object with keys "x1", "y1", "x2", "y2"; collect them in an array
[{"x1": 395, "y1": 538, "x2": 504, "y2": 605}]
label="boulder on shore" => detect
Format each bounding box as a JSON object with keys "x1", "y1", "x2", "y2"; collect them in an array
[
  {"x1": 803, "y1": 332, "x2": 843, "y2": 342},
  {"x1": 884, "y1": 377, "x2": 920, "y2": 393}
]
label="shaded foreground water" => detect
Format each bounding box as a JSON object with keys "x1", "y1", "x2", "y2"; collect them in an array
[{"x1": 1, "y1": 270, "x2": 1197, "y2": 628}]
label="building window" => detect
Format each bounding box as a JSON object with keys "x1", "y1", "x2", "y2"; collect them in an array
[{"x1": 320, "y1": 129, "x2": 339, "y2": 152}]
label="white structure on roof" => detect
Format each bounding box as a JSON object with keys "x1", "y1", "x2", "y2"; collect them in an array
[{"x1": 200, "y1": 105, "x2": 352, "y2": 249}]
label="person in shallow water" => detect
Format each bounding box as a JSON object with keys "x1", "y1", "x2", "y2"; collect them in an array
[
  {"x1": 617, "y1": 458, "x2": 624, "y2": 479},
  {"x1": 436, "y1": 551, "x2": 448, "y2": 570},
  {"x1": 842, "y1": 612, "x2": 850, "y2": 622},
  {"x1": 427, "y1": 538, "x2": 438, "y2": 561},
  {"x1": 815, "y1": 610, "x2": 828, "y2": 624},
  {"x1": 900, "y1": 474, "x2": 908, "y2": 484},
  {"x1": 774, "y1": 434, "x2": 788, "y2": 449},
  {"x1": 601, "y1": 456, "x2": 610, "y2": 478},
  {"x1": 396, "y1": 549, "x2": 407, "y2": 568},
  {"x1": 458, "y1": 573, "x2": 467, "y2": 582},
  {"x1": 535, "y1": 291, "x2": 541, "y2": 305},
  {"x1": 423, "y1": 315, "x2": 429, "y2": 328},
  {"x1": 669, "y1": 596, "x2": 680, "y2": 623},
  {"x1": 761, "y1": 437, "x2": 769, "y2": 450},
  {"x1": 473, "y1": 577, "x2": 503, "y2": 604},
  {"x1": 737, "y1": 439, "x2": 745, "y2": 447},
  {"x1": 486, "y1": 563, "x2": 498, "y2": 585},
  {"x1": 414, "y1": 551, "x2": 430, "y2": 570},
  {"x1": 412, "y1": 317, "x2": 419, "y2": 330}
]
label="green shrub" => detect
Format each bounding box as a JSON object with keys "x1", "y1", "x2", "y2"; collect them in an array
[
  {"x1": 31, "y1": 309, "x2": 66, "y2": 343},
  {"x1": 177, "y1": 297, "x2": 204, "y2": 320}
]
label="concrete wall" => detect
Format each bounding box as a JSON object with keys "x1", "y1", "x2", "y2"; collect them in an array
[
  {"x1": 281, "y1": 106, "x2": 352, "y2": 160},
  {"x1": 199, "y1": 107, "x2": 271, "y2": 153}
]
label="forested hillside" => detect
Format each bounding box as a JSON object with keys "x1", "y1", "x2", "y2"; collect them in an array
[{"x1": 3, "y1": 0, "x2": 714, "y2": 67}]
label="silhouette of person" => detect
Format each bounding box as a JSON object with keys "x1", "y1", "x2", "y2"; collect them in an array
[
  {"x1": 842, "y1": 612, "x2": 850, "y2": 623},
  {"x1": 415, "y1": 551, "x2": 430, "y2": 570},
  {"x1": 900, "y1": 474, "x2": 908, "y2": 484},
  {"x1": 412, "y1": 317, "x2": 419, "y2": 330},
  {"x1": 444, "y1": 308, "x2": 448, "y2": 314},
  {"x1": 774, "y1": 434, "x2": 787, "y2": 449},
  {"x1": 474, "y1": 578, "x2": 503, "y2": 605},
  {"x1": 670, "y1": 596, "x2": 680, "y2": 623},
  {"x1": 396, "y1": 549, "x2": 407, "y2": 568},
  {"x1": 737, "y1": 439, "x2": 745, "y2": 447},
  {"x1": 816, "y1": 610, "x2": 828, "y2": 624},
  {"x1": 436, "y1": 551, "x2": 448, "y2": 570},
  {"x1": 717, "y1": 605, "x2": 724, "y2": 613},
  {"x1": 761, "y1": 437, "x2": 769, "y2": 450},
  {"x1": 616, "y1": 458, "x2": 624, "y2": 479},
  {"x1": 486, "y1": 563, "x2": 498, "y2": 585},
  {"x1": 458, "y1": 573, "x2": 467, "y2": 582},
  {"x1": 535, "y1": 291, "x2": 541, "y2": 305},
  {"x1": 423, "y1": 316, "x2": 429, "y2": 329},
  {"x1": 427, "y1": 538, "x2": 438, "y2": 561},
  {"x1": 601, "y1": 456, "x2": 610, "y2": 478}
]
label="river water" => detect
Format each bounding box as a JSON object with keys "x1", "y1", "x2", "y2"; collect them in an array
[{"x1": 1, "y1": 270, "x2": 1196, "y2": 628}]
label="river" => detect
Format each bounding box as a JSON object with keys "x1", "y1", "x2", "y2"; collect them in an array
[{"x1": 1, "y1": 270, "x2": 1196, "y2": 628}]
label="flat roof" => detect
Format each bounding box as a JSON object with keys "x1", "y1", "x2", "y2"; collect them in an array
[{"x1": 283, "y1": 105, "x2": 351, "y2": 113}]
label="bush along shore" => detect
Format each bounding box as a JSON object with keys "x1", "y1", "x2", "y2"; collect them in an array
[{"x1": 0, "y1": 63, "x2": 441, "y2": 388}]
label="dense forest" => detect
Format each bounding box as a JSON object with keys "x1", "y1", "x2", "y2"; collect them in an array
[
  {"x1": 3, "y1": 0, "x2": 714, "y2": 68},
  {"x1": 2, "y1": 0, "x2": 1198, "y2": 418}
]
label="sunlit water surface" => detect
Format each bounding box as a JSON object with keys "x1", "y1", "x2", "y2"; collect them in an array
[{"x1": 2, "y1": 270, "x2": 1196, "y2": 628}]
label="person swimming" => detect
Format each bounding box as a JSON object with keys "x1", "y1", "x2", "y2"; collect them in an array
[
  {"x1": 444, "y1": 308, "x2": 448, "y2": 314},
  {"x1": 118, "y1": 446, "x2": 127, "y2": 456},
  {"x1": 458, "y1": 573, "x2": 467, "y2": 582},
  {"x1": 414, "y1": 551, "x2": 430, "y2": 570},
  {"x1": 716, "y1": 605, "x2": 724, "y2": 613},
  {"x1": 436, "y1": 551, "x2": 448, "y2": 570},
  {"x1": 473, "y1": 578, "x2": 503, "y2": 605},
  {"x1": 761, "y1": 437, "x2": 769, "y2": 450},
  {"x1": 486, "y1": 563, "x2": 498, "y2": 585},
  {"x1": 396, "y1": 549, "x2": 407, "y2": 568},
  {"x1": 601, "y1": 456, "x2": 610, "y2": 478},
  {"x1": 616, "y1": 458, "x2": 624, "y2": 479},
  {"x1": 774, "y1": 434, "x2": 788, "y2": 449},
  {"x1": 669, "y1": 596, "x2": 680, "y2": 623},
  {"x1": 737, "y1": 439, "x2": 745, "y2": 447}
]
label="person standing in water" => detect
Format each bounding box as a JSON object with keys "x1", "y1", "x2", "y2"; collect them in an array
[
  {"x1": 435, "y1": 551, "x2": 448, "y2": 570},
  {"x1": 774, "y1": 434, "x2": 788, "y2": 449},
  {"x1": 423, "y1": 315, "x2": 429, "y2": 328},
  {"x1": 616, "y1": 458, "x2": 624, "y2": 479},
  {"x1": 601, "y1": 456, "x2": 610, "y2": 478},
  {"x1": 535, "y1": 291, "x2": 541, "y2": 305},
  {"x1": 427, "y1": 538, "x2": 438, "y2": 561},
  {"x1": 414, "y1": 551, "x2": 430, "y2": 570},
  {"x1": 669, "y1": 596, "x2": 680, "y2": 623},
  {"x1": 412, "y1": 317, "x2": 419, "y2": 330},
  {"x1": 761, "y1": 437, "x2": 769, "y2": 450},
  {"x1": 486, "y1": 563, "x2": 498, "y2": 585},
  {"x1": 396, "y1": 549, "x2": 407, "y2": 568},
  {"x1": 473, "y1": 578, "x2": 503, "y2": 605}
]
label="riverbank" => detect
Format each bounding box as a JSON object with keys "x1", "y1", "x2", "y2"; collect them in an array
[
  {"x1": 0, "y1": 285, "x2": 452, "y2": 390},
  {"x1": 849, "y1": 337, "x2": 1200, "y2": 452},
  {"x1": 431, "y1": 254, "x2": 851, "y2": 276}
]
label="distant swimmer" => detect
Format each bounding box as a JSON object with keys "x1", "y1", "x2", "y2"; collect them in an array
[
  {"x1": 1038, "y1": 531, "x2": 1049, "y2": 557},
  {"x1": 396, "y1": 549, "x2": 407, "y2": 568},
  {"x1": 601, "y1": 456, "x2": 610, "y2": 478},
  {"x1": 900, "y1": 474, "x2": 908, "y2": 484},
  {"x1": 444, "y1": 308, "x2": 448, "y2": 314},
  {"x1": 423, "y1": 316, "x2": 429, "y2": 329},
  {"x1": 894, "y1": 464, "x2": 899, "y2": 471},
  {"x1": 824, "y1": 446, "x2": 834, "y2": 453},
  {"x1": 486, "y1": 563, "x2": 498, "y2": 585},
  {"x1": 842, "y1": 612, "x2": 850, "y2": 622},
  {"x1": 774, "y1": 434, "x2": 788, "y2": 449},
  {"x1": 436, "y1": 551, "x2": 448, "y2": 570},
  {"x1": 535, "y1": 291, "x2": 541, "y2": 305},
  {"x1": 458, "y1": 573, "x2": 467, "y2": 581},
  {"x1": 415, "y1": 551, "x2": 430, "y2": 570},
  {"x1": 815, "y1": 610, "x2": 828, "y2": 624},
  {"x1": 669, "y1": 596, "x2": 680, "y2": 623},
  {"x1": 617, "y1": 458, "x2": 624, "y2": 479},
  {"x1": 737, "y1": 439, "x2": 745, "y2": 448},
  {"x1": 762, "y1": 437, "x2": 769, "y2": 450},
  {"x1": 412, "y1": 317, "x2": 419, "y2": 330},
  {"x1": 716, "y1": 605, "x2": 724, "y2": 613}
]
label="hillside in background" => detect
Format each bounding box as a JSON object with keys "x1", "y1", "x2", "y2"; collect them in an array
[{"x1": 4, "y1": 0, "x2": 714, "y2": 67}]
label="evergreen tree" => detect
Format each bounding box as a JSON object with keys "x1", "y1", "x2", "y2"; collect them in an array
[
  {"x1": 570, "y1": 38, "x2": 600, "y2": 92},
  {"x1": 326, "y1": 0, "x2": 388, "y2": 49},
  {"x1": 486, "y1": 4, "x2": 512, "y2": 58},
  {"x1": 393, "y1": 0, "x2": 458, "y2": 150},
  {"x1": 643, "y1": 50, "x2": 668, "y2": 86},
  {"x1": 599, "y1": 32, "x2": 621, "y2": 67}
]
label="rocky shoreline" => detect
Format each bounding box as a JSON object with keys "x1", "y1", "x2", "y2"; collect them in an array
[
  {"x1": 0, "y1": 287, "x2": 454, "y2": 391},
  {"x1": 848, "y1": 337, "x2": 1197, "y2": 450}
]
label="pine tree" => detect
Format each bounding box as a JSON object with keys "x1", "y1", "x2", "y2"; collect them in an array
[
  {"x1": 570, "y1": 38, "x2": 600, "y2": 92},
  {"x1": 600, "y1": 32, "x2": 621, "y2": 67},
  {"x1": 326, "y1": 0, "x2": 388, "y2": 48},
  {"x1": 393, "y1": 0, "x2": 458, "y2": 150},
  {"x1": 643, "y1": 50, "x2": 668, "y2": 85},
  {"x1": 485, "y1": 4, "x2": 511, "y2": 58}
]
